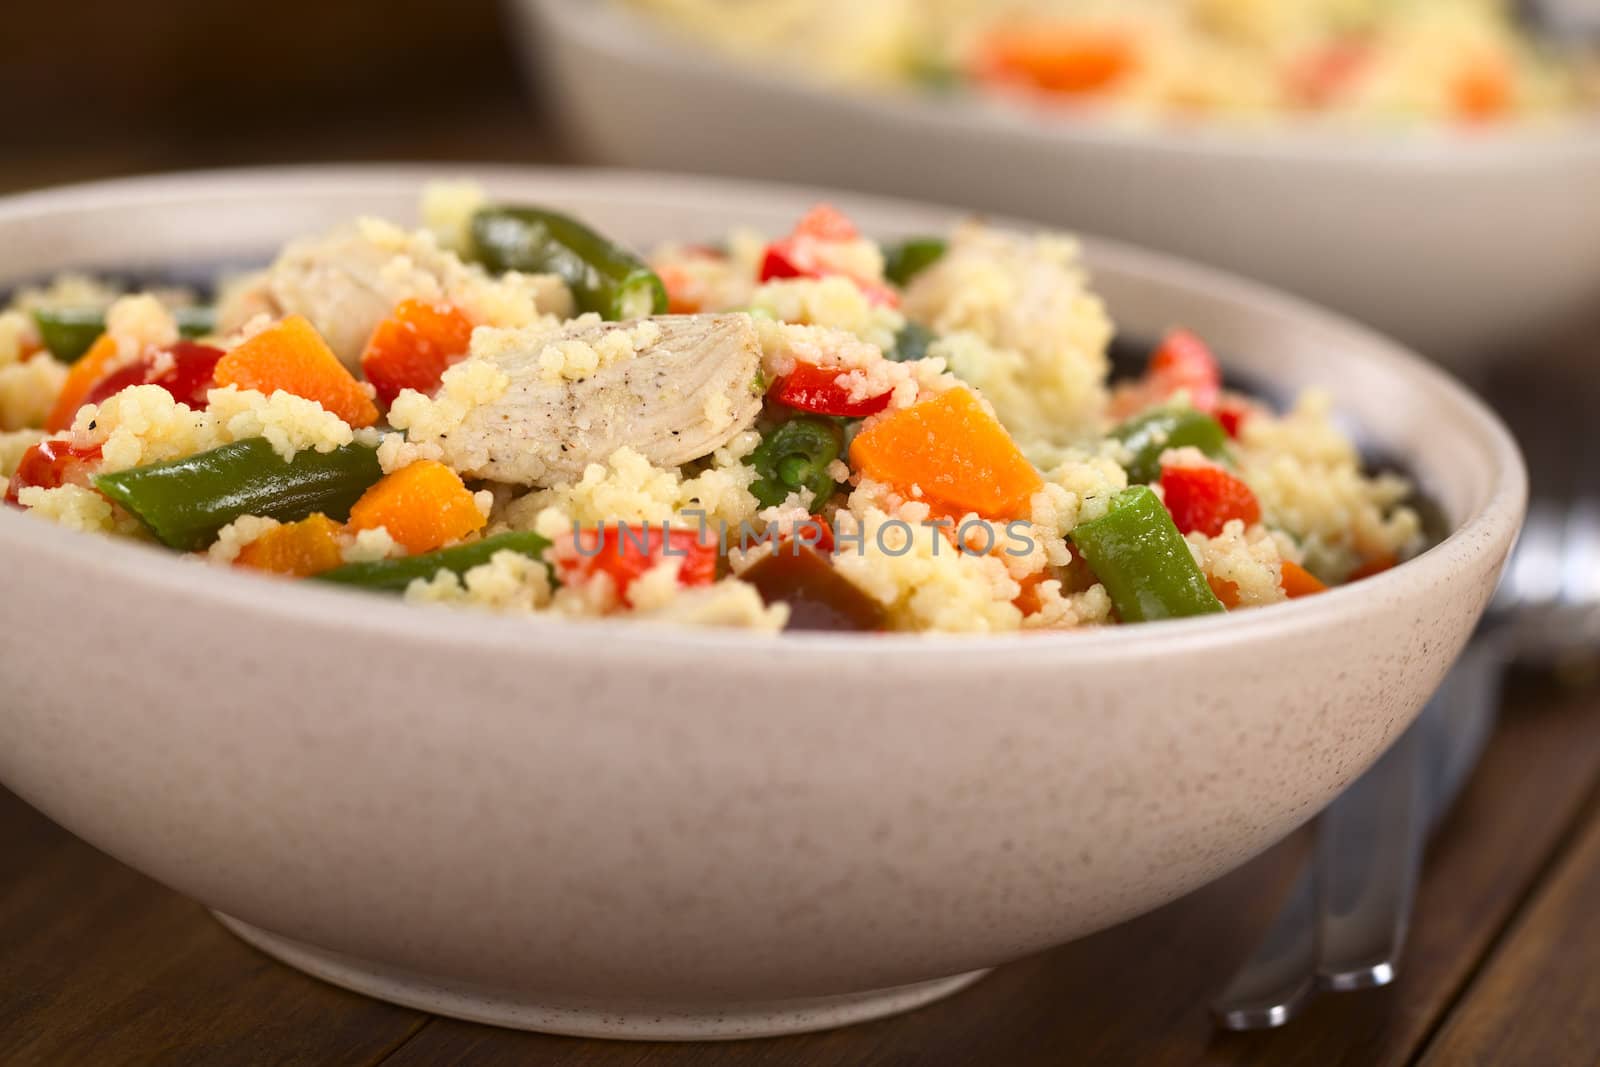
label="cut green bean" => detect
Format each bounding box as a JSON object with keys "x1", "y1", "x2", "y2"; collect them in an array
[
  {"x1": 32, "y1": 309, "x2": 103, "y2": 362},
  {"x1": 469, "y1": 206, "x2": 668, "y2": 320},
  {"x1": 1071, "y1": 486, "x2": 1225, "y2": 623},
  {"x1": 33, "y1": 306, "x2": 218, "y2": 363},
  {"x1": 887, "y1": 321, "x2": 937, "y2": 363},
  {"x1": 95, "y1": 438, "x2": 381, "y2": 551},
  {"x1": 316, "y1": 531, "x2": 553, "y2": 594},
  {"x1": 883, "y1": 236, "x2": 947, "y2": 287},
  {"x1": 175, "y1": 306, "x2": 216, "y2": 339},
  {"x1": 746, "y1": 417, "x2": 844, "y2": 510},
  {"x1": 1111, "y1": 408, "x2": 1229, "y2": 484}
]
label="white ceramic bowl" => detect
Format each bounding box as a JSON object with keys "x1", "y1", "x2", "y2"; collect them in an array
[
  {"x1": 518, "y1": 0, "x2": 1600, "y2": 371},
  {"x1": 0, "y1": 167, "x2": 1524, "y2": 1040}
]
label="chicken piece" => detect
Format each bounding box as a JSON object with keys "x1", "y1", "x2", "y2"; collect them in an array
[
  {"x1": 219, "y1": 219, "x2": 571, "y2": 368},
  {"x1": 419, "y1": 314, "x2": 763, "y2": 487}
]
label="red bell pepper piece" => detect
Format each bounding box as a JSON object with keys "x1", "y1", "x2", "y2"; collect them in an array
[
  {"x1": 791, "y1": 204, "x2": 860, "y2": 242},
  {"x1": 771, "y1": 363, "x2": 892, "y2": 417},
  {"x1": 1146, "y1": 328, "x2": 1222, "y2": 413},
  {"x1": 758, "y1": 246, "x2": 807, "y2": 283},
  {"x1": 360, "y1": 299, "x2": 476, "y2": 409},
  {"x1": 1215, "y1": 398, "x2": 1250, "y2": 439},
  {"x1": 1286, "y1": 39, "x2": 1371, "y2": 108},
  {"x1": 82, "y1": 341, "x2": 226, "y2": 411},
  {"x1": 755, "y1": 204, "x2": 898, "y2": 307},
  {"x1": 804, "y1": 513, "x2": 834, "y2": 554},
  {"x1": 558, "y1": 525, "x2": 719, "y2": 606},
  {"x1": 6, "y1": 438, "x2": 104, "y2": 505},
  {"x1": 1160, "y1": 464, "x2": 1261, "y2": 537}
]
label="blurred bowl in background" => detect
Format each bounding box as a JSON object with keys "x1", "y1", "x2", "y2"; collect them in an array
[{"x1": 517, "y1": 0, "x2": 1600, "y2": 373}]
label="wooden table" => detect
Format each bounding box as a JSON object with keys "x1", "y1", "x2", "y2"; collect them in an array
[{"x1": 3, "y1": 670, "x2": 1596, "y2": 1067}]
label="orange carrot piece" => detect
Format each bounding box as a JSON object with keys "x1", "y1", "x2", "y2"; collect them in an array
[
  {"x1": 46, "y1": 333, "x2": 124, "y2": 432},
  {"x1": 1349, "y1": 552, "x2": 1398, "y2": 582},
  {"x1": 1208, "y1": 574, "x2": 1242, "y2": 610},
  {"x1": 214, "y1": 316, "x2": 379, "y2": 428},
  {"x1": 973, "y1": 24, "x2": 1137, "y2": 94},
  {"x1": 1452, "y1": 57, "x2": 1513, "y2": 122},
  {"x1": 235, "y1": 514, "x2": 346, "y2": 578},
  {"x1": 849, "y1": 388, "x2": 1043, "y2": 520},
  {"x1": 1013, "y1": 571, "x2": 1049, "y2": 616},
  {"x1": 347, "y1": 460, "x2": 485, "y2": 555},
  {"x1": 1281, "y1": 560, "x2": 1328, "y2": 599}
]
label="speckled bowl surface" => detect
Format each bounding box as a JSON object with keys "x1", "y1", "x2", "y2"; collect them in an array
[{"x1": 0, "y1": 167, "x2": 1525, "y2": 1040}]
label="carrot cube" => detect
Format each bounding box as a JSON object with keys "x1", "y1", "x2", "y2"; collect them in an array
[
  {"x1": 215, "y1": 316, "x2": 379, "y2": 428},
  {"x1": 347, "y1": 460, "x2": 485, "y2": 555}
]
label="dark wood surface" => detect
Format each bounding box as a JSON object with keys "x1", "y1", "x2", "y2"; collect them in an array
[{"x1": 3, "y1": 673, "x2": 1596, "y2": 1067}]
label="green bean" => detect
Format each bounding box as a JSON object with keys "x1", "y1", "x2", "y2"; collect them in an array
[
  {"x1": 469, "y1": 206, "x2": 668, "y2": 320},
  {"x1": 907, "y1": 56, "x2": 963, "y2": 93},
  {"x1": 33, "y1": 306, "x2": 217, "y2": 363},
  {"x1": 886, "y1": 321, "x2": 937, "y2": 363},
  {"x1": 1071, "y1": 486, "x2": 1225, "y2": 622},
  {"x1": 883, "y1": 236, "x2": 947, "y2": 287},
  {"x1": 1111, "y1": 408, "x2": 1229, "y2": 484},
  {"x1": 316, "y1": 531, "x2": 552, "y2": 594},
  {"x1": 746, "y1": 417, "x2": 844, "y2": 510},
  {"x1": 176, "y1": 306, "x2": 216, "y2": 339},
  {"x1": 95, "y1": 439, "x2": 381, "y2": 551}
]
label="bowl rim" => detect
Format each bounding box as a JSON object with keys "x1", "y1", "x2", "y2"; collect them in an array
[
  {"x1": 0, "y1": 163, "x2": 1528, "y2": 665},
  {"x1": 528, "y1": 0, "x2": 1600, "y2": 168}
]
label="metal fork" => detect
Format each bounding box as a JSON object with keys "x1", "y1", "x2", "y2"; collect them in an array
[
  {"x1": 1210, "y1": 634, "x2": 1505, "y2": 1029},
  {"x1": 1214, "y1": 490, "x2": 1600, "y2": 1027},
  {"x1": 1212, "y1": 332, "x2": 1600, "y2": 1030}
]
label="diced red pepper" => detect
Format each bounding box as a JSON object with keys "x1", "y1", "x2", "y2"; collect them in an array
[
  {"x1": 1146, "y1": 328, "x2": 1221, "y2": 413},
  {"x1": 804, "y1": 514, "x2": 834, "y2": 554},
  {"x1": 558, "y1": 526, "x2": 719, "y2": 607},
  {"x1": 1286, "y1": 39, "x2": 1371, "y2": 109},
  {"x1": 6, "y1": 438, "x2": 104, "y2": 505},
  {"x1": 81, "y1": 341, "x2": 226, "y2": 412},
  {"x1": 855, "y1": 281, "x2": 901, "y2": 309},
  {"x1": 758, "y1": 246, "x2": 807, "y2": 283},
  {"x1": 791, "y1": 204, "x2": 860, "y2": 243},
  {"x1": 755, "y1": 204, "x2": 898, "y2": 307},
  {"x1": 771, "y1": 362, "x2": 892, "y2": 417},
  {"x1": 1215, "y1": 398, "x2": 1251, "y2": 439},
  {"x1": 360, "y1": 299, "x2": 476, "y2": 409},
  {"x1": 1160, "y1": 464, "x2": 1261, "y2": 537}
]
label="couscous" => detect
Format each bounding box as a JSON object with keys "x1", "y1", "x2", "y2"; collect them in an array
[
  {"x1": 623, "y1": 0, "x2": 1597, "y2": 126},
  {"x1": 1, "y1": 184, "x2": 1421, "y2": 633}
]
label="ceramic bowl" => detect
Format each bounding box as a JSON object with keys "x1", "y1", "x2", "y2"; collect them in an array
[
  {"x1": 0, "y1": 166, "x2": 1524, "y2": 1040},
  {"x1": 518, "y1": 0, "x2": 1600, "y2": 371}
]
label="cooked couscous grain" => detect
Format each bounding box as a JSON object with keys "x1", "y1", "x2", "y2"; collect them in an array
[{"x1": 3, "y1": 185, "x2": 1422, "y2": 633}]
